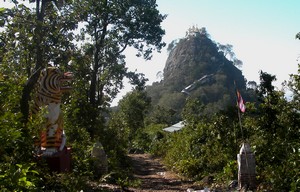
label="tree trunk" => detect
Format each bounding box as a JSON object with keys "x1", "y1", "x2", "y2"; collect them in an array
[
  {"x1": 89, "y1": 50, "x2": 98, "y2": 106},
  {"x1": 20, "y1": 0, "x2": 46, "y2": 124},
  {"x1": 20, "y1": 70, "x2": 42, "y2": 123},
  {"x1": 89, "y1": 11, "x2": 108, "y2": 107}
]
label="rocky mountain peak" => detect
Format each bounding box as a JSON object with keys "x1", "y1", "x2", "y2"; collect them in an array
[{"x1": 146, "y1": 27, "x2": 250, "y2": 117}]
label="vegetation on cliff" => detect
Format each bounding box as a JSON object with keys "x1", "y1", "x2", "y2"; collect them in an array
[
  {"x1": 146, "y1": 26, "x2": 256, "y2": 120},
  {"x1": 0, "y1": 1, "x2": 299, "y2": 191}
]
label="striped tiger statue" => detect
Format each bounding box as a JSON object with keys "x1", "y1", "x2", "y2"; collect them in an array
[{"x1": 32, "y1": 67, "x2": 72, "y2": 156}]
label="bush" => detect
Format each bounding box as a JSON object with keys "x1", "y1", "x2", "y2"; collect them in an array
[{"x1": 154, "y1": 111, "x2": 240, "y2": 181}]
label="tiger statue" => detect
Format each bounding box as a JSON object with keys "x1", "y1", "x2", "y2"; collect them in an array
[{"x1": 32, "y1": 67, "x2": 72, "y2": 156}]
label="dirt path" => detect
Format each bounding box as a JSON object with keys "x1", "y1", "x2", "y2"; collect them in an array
[{"x1": 128, "y1": 153, "x2": 199, "y2": 192}]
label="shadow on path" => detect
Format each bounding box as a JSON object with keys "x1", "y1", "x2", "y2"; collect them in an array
[{"x1": 128, "y1": 153, "x2": 197, "y2": 192}]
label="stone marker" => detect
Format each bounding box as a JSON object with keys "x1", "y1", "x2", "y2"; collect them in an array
[{"x1": 237, "y1": 143, "x2": 256, "y2": 190}]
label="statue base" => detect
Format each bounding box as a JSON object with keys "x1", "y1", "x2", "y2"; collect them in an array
[{"x1": 38, "y1": 147, "x2": 72, "y2": 173}]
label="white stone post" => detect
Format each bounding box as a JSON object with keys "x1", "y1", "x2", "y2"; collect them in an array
[{"x1": 237, "y1": 143, "x2": 256, "y2": 190}]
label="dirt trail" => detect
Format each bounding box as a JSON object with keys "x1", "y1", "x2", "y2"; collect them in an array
[{"x1": 128, "y1": 153, "x2": 198, "y2": 192}]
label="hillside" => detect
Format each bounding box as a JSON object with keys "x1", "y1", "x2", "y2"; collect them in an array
[{"x1": 146, "y1": 27, "x2": 253, "y2": 118}]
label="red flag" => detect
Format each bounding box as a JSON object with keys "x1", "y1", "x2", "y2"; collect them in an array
[{"x1": 237, "y1": 90, "x2": 246, "y2": 113}]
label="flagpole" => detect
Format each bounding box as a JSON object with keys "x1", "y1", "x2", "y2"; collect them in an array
[
  {"x1": 234, "y1": 82, "x2": 256, "y2": 190},
  {"x1": 234, "y1": 81, "x2": 248, "y2": 186},
  {"x1": 234, "y1": 81, "x2": 244, "y2": 141},
  {"x1": 237, "y1": 104, "x2": 244, "y2": 141}
]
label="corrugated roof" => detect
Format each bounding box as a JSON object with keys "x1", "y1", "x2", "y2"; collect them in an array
[{"x1": 163, "y1": 121, "x2": 185, "y2": 132}]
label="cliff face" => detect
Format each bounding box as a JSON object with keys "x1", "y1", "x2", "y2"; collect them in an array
[
  {"x1": 146, "y1": 28, "x2": 248, "y2": 117},
  {"x1": 164, "y1": 33, "x2": 222, "y2": 89}
]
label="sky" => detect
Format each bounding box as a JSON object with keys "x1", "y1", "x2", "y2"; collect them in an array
[
  {"x1": 122, "y1": 0, "x2": 300, "y2": 105},
  {"x1": 2, "y1": 0, "x2": 300, "y2": 105}
]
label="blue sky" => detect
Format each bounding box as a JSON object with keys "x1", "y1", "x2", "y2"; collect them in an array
[
  {"x1": 125, "y1": 0, "x2": 299, "y2": 86},
  {"x1": 2, "y1": 1, "x2": 300, "y2": 104},
  {"x1": 121, "y1": 0, "x2": 300, "y2": 104}
]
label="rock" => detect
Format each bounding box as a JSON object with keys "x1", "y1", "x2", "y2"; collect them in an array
[
  {"x1": 201, "y1": 175, "x2": 214, "y2": 185},
  {"x1": 187, "y1": 187, "x2": 210, "y2": 192},
  {"x1": 239, "y1": 143, "x2": 252, "y2": 154},
  {"x1": 91, "y1": 141, "x2": 108, "y2": 177},
  {"x1": 228, "y1": 180, "x2": 238, "y2": 188}
]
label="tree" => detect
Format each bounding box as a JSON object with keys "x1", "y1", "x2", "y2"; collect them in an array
[
  {"x1": 257, "y1": 71, "x2": 277, "y2": 103},
  {"x1": 74, "y1": 0, "x2": 166, "y2": 108},
  {"x1": 247, "y1": 80, "x2": 257, "y2": 90},
  {"x1": 288, "y1": 64, "x2": 300, "y2": 110},
  {"x1": 181, "y1": 98, "x2": 205, "y2": 125},
  {"x1": 167, "y1": 39, "x2": 179, "y2": 53},
  {"x1": 67, "y1": 0, "x2": 166, "y2": 138},
  {"x1": 285, "y1": 64, "x2": 300, "y2": 191},
  {"x1": 144, "y1": 105, "x2": 176, "y2": 125},
  {"x1": 19, "y1": 0, "x2": 52, "y2": 123},
  {"x1": 296, "y1": 32, "x2": 300, "y2": 40},
  {"x1": 217, "y1": 43, "x2": 243, "y2": 68},
  {"x1": 0, "y1": 1, "x2": 78, "y2": 123},
  {"x1": 256, "y1": 71, "x2": 278, "y2": 133},
  {"x1": 112, "y1": 89, "x2": 151, "y2": 150},
  {"x1": 244, "y1": 69, "x2": 300, "y2": 190}
]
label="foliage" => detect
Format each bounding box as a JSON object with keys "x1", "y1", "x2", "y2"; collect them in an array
[
  {"x1": 72, "y1": 0, "x2": 166, "y2": 109},
  {"x1": 217, "y1": 43, "x2": 243, "y2": 68},
  {"x1": 37, "y1": 171, "x2": 91, "y2": 191},
  {"x1": 143, "y1": 124, "x2": 168, "y2": 155},
  {"x1": 0, "y1": 62, "x2": 40, "y2": 190},
  {"x1": 162, "y1": 110, "x2": 239, "y2": 180},
  {"x1": 144, "y1": 105, "x2": 177, "y2": 126},
  {"x1": 296, "y1": 32, "x2": 300, "y2": 40},
  {"x1": 0, "y1": 0, "x2": 78, "y2": 122},
  {"x1": 144, "y1": 67, "x2": 300, "y2": 191},
  {"x1": 116, "y1": 176, "x2": 141, "y2": 190},
  {"x1": 146, "y1": 27, "x2": 250, "y2": 119},
  {"x1": 181, "y1": 98, "x2": 206, "y2": 124},
  {"x1": 0, "y1": 1, "x2": 299, "y2": 191},
  {"x1": 0, "y1": 0, "x2": 166, "y2": 190},
  {"x1": 288, "y1": 63, "x2": 300, "y2": 108},
  {"x1": 0, "y1": 163, "x2": 39, "y2": 191},
  {"x1": 142, "y1": 32, "x2": 300, "y2": 191},
  {"x1": 167, "y1": 39, "x2": 179, "y2": 53},
  {"x1": 249, "y1": 70, "x2": 300, "y2": 191},
  {"x1": 110, "y1": 90, "x2": 151, "y2": 152}
]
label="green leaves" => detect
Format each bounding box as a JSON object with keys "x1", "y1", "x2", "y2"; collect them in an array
[
  {"x1": 74, "y1": 0, "x2": 166, "y2": 108},
  {"x1": 0, "y1": 163, "x2": 39, "y2": 191},
  {"x1": 0, "y1": 8, "x2": 7, "y2": 27},
  {"x1": 296, "y1": 32, "x2": 300, "y2": 40},
  {"x1": 147, "y1": 63, "x2": 299, "y2": 190},
  {"x1": 16, "y1": 163, "x2": 39, "y2": 188}
]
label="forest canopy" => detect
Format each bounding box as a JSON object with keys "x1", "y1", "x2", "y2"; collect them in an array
[{"x1": 0, "y1": 1, "x2": 299, "y2": 191}]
